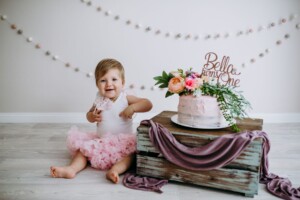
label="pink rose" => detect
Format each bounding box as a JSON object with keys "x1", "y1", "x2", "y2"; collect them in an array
[
  {"x1": 185, "y1": 77, "x2": 198, "y2": 91},
  {"x1": 168, "y1": 77, "x2": 185, "y2": 93}
]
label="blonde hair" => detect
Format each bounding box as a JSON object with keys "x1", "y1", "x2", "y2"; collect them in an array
[{"x1": 94, "y1": 58, "x2": 125, "y2": 85}]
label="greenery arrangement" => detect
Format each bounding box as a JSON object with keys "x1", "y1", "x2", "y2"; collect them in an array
[{"x1": 154, "y1": 69, "x2": 251, "y2": 132}]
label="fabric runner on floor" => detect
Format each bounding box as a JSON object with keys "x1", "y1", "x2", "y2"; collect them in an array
[{"x1": 123, "y1": 120, "x2": 300, "y2": 200}]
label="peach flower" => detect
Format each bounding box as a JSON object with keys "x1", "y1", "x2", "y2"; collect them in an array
[
  {"x1": 168, "y1": 77, "x2": 185, "y2": 93},
  {"x1": 195, "y1": 76, "x2": 210, "y2": 87},
  {"x1": 195, "y1": 78, "x2": 203, "y2": 87},
  {"x1": 201, "y1": 75, "x2": 210, "y2": 83}
]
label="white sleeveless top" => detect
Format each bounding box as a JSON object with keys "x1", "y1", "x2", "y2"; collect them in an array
[{"x1": 96, "y1": 92, "x2": 134, "y2": 136}]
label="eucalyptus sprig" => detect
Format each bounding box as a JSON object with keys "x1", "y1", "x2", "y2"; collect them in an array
[{"x1": 201, "y1": 82, "x2": 251, "y2": 132}]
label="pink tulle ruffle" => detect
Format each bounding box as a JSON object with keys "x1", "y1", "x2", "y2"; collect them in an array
[{"x1": 66, "y1": 126, "x2": 136, "y2": 170}]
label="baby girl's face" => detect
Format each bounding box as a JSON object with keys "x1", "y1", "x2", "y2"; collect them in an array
[{"x1": 97, "y1": 68, "x2": 124, "y2": 101}]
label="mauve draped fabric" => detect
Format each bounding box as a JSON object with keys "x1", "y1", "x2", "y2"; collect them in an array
[
  {"x1": 122, "y1": 171, "x2": 168, "y2": 193},
  {"x1": 123, "y1": 120, "x2": 300, "y2": 199}
]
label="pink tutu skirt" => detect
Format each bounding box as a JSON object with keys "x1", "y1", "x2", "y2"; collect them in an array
[{"x1": 66, "y1": 126, "x2": 136, "y2": 170}]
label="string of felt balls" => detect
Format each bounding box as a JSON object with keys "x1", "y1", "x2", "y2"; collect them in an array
[
  {"x1": 80, "y1": 0, "x2": 298, "y2": 42},
  {"x1": 1, "y1": 13, "x2": 300, "y2": 91}
]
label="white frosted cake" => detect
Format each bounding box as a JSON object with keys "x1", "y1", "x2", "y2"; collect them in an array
[{"x1": 177, "y1": 95, "x2": 228, "y2": 128}]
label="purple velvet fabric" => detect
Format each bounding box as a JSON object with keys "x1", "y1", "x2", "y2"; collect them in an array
[
  {"x1": 122, "y1": 171, "x2": 168, "y2": 193},
  {"x1": 123, "y1": 120, "x2": 300, "y2": 199},
  {"x1": 144, "y1": 120, "x2": 267, "y2": 171}
]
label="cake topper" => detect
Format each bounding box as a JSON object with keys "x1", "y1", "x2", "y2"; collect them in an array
[{"x1": 201, "y1": 52, "x2": 241, "y2": 87}]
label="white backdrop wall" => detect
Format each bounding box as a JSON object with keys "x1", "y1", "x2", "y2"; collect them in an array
[{"x1": 0, "y1": 0, "x2": 300, "y2": 123}]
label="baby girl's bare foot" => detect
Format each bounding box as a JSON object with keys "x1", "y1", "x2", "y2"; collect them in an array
[
  {"x1": 106, "y1": 170, "x2": 119, "y2": 184},
  {"x1": 50, "y1": 166, "x2": 76, "y2": 179}
]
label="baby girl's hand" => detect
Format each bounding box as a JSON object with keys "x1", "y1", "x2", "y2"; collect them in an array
[
  {"x1": 119, "y1": 105, "x2": 134, "y2": 119},
  {"x1": 91, "y1": 109, "x2": 102, "y2": 122}
]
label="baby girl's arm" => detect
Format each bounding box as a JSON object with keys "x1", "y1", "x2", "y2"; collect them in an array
[
  {"x1": 119, "y1": 95, "x2": 153, "y2": 119},
  {"x1": 86, "y1": 105, "x2": 102, "y2": 123}
]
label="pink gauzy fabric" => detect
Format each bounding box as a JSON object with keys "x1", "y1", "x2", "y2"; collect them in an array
[
  {"x1": 94, "y1": 95, "x2": 113, "y2": 111},
  {"x1": 123, "y1": 120, "x2": 300, "y2": 200},
  {"x1": 67, "y1": 126, "x2": 136, "y2": 170}
]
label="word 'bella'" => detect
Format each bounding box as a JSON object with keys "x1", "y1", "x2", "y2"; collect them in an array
[{"x1": 202, "y1": 52, "x2": 241, "y2": 87}]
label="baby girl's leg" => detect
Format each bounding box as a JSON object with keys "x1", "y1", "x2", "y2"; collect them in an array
[
  {"x1": 106, "y1": 154, "x2": 134, "y2": 184},
  {"x1": 50, "y1": 151, "x2": 87, "y2": 179}
]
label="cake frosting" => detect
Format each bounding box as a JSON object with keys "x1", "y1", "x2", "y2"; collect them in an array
[{"x1": 177, "y1": 95, "x2": 228, "y2": 128}]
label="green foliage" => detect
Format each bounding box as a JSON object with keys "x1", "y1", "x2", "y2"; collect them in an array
[
  {"x1": 201, "y1": 82, "x2": 252, "y2": 132},
  {"x1": 153, "y1": 71, "x2": 173, "y2": 89}
]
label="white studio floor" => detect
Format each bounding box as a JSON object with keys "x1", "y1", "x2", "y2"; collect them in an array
[{"x1": 0, "y1": 122, "x2": 299, "y2": 200}]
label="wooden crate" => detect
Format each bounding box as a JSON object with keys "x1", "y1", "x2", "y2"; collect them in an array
[{"x1": 136, "y1": 111, "x2": 264, "y2": 197}]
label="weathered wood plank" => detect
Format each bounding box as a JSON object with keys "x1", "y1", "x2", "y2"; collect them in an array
[{"x1": 137, "y1": 155, "x2": 258, "y2": 197}]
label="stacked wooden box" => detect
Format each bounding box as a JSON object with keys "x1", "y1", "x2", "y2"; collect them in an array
[{"x1": 136, "y1": 111, "x2": 263, "y2": 197}]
